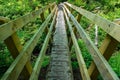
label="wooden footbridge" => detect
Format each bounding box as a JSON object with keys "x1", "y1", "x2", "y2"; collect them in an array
[{"x1": 0, "y1": 2, "x2": 120, "y2": 80}]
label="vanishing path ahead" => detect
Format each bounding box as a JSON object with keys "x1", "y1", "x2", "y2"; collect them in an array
[{"x1": 46, "y1": 5, "x2": 73, "y2": 80}]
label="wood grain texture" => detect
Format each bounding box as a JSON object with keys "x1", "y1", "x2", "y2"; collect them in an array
[
  {"x1": 29, "y1": 9, "x2": 57, "y2": 80},
  {"x1": 0, "y1": 17, "x2": 32, "y2": 80},
  {"x1": 0, "y1": 2, "x2": 55, "y2": 41},
  {"x1": 4, "y1": 33, "x2": 32, "y2": 80},
  {"x1": 65, "y1": 2, "x2": 120, "y2": 43},
  {"x1": 64, "y1": 4, "x2": 119, "y2": 80},
  {"x1": 47, "y1": 6, "x2": 73, "y2": 79},
  {"x1": 63, "y1": 5, "x2": 90, "y2": 80},
  {"x1": 1, "y1": 6, "x2": 57, "y2": 80},
  {"x1": 88, "y1": 28, "x2": 119, "y2": 79}
]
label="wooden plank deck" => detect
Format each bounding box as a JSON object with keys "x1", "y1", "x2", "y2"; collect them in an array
[{"x1": 46, "y1": 5, "x2": 73, "y2": 80}]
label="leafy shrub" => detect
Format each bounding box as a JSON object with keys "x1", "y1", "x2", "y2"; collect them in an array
[
  {"x1": 78, "y1": 39, "x2": 92, "y2": 68},
  {"x1": 0, "y1": 44, "x2": 13, "y2": 78},
  {"x1": 109, "y1": 52, "x2": 120, "y2": 77}
]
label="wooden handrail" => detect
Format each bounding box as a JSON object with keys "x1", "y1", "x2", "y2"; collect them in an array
[
  {"x1": 0, "y1": 17, "x2": 33, "y2": 79},
  {"x1": 1, "y1": 2, "x2": 120, "y2": 80},
  {"x1": 63, "y1": 6, "x2": 90, "y2": 80},
  {"x1": 63, "y1": 4, "x2": 119, "y2": 80},
  {"x1": 29, "y1": 8, "x2": 57, "y2": 80},
  {"x1": 88, "y1": 20, "x2": 120, "y2": 79},
  {"x1": 64, "y1": 2, "x2": 120, "y2": 43},
  {"x1": 1, "y1": 6, "x2": 57, "y2": 80},
  {"x1": 88, "y1": 34, "x2": 119, "y2": 79},
  {"x1": 0, "y1": 2, "x2": 55, "y2": 41}
]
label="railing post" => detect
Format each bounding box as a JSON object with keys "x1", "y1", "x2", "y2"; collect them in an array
[
  {"x1": 63, "y1": 7, "x2": 91, "y2": 80},
  {"x1": 73, "y1": 14, "x2": 82, "y2": 38},
  {"x1": 88, "y1": 21, "x2": 120, "y2": 79},
  {"x1": 64, "y1": 2, "x2": 120, "y2": 79},
  {"x1": 48, "y1": 4, "x2": 52, "y2": 14},
  {"x1": 40, "y1": 12, "x2": 45, "y2": 22},
  {"x1": 37, "y1": 6, "x2": 45, "y2": 22},
  {"x1": 38, "y1": 6, "x2": 49, "y2": 34},
  {"x1": 0, "y1": 17, "x2": 32, "y2": 79}
]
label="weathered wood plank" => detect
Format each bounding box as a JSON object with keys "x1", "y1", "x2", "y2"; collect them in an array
[
  {"x1": 88, "y1": 34, "x2": 119, "y2": 79},
  {"x1": 0, "y1": 2, "x2": 55, "y2": 41},
  {"x1": 63, "y1": 6, "x2": 91, "y2": 80},
  {"x1": 47, "y1": 5, "x2": 73, "y2": 80},
  {"x1": 0, "y1": 17, "x2": 32, "y2": 79},
  {"x1": 1, "y1": 6, "x2": 57, "y2": 80},
  {"x1": 64, "y1": 5, "x2": 119, "y2": 80},
  {"x1": 39, "y1": 6, "x2": 49, "y2": 34},
  {"x1": 74, "y1": 14, "x2": 82, "y2": 39},
  {"x1": 76, "y1": 14, "x2": 82, "y2": 23},
  {"x1": 88, "y1": 35, "x2": 112, "y2": 76},
  {"x1": 4, "y1": 33, "x2": 32, "y2": 79},
  {"x1": 29, "y1": 9, "x2": 57, "y2": 80},
  {"x1": 88, "y1": 22, "x2": 119, "y2": 79},
  {"x1": 40, "y1": 13, "x2": 45, "y2": 22},
  {"x1": 65, "y1": 2, "x2": 120, "y2": 43},
  {"x1": 4, "y1": 33, "x2": 23, "y2": 58}
]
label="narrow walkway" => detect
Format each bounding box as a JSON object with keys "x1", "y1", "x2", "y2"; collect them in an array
[{"x1": 46, "y1": 5, "x2": 73, "y2": 80}]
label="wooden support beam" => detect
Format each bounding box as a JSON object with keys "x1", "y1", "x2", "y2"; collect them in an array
[
  {"x1": 29, "y1": 9, "x2": 57, "y2": 80},
  {"x1": 64, "y1": 5, "x2": 119, "y2": 80},
  {"x1": 63, "y1": 7, "x2": 91, "y2": 80},
  {"x1": 76, "y1": 14, "x2": 82, "y2": 23},
  {"x1": 1, "y1": 6, "x2": 57, "y2": 80},
  {"x1": 40, "y1": 12, "x2": 45, "y2": 22},
  {"x1": 73, "y1": 14, "x2": 82, "y2": 39},
  {"x1": 88, "y1": 34, "x2": 119, "y2": 79},
  {"x1": 51, "y1": 3, "x2": 55, "y2": 10},
  {"x1": 40, "y1": 11, "x2": 49, "y2": 34},
  {"x1": 37, "y1": 6, "x2": 45, "y2": 22},
  {"x1": 49, "y1": 2, "x2": 55, "y2": 13},
  {"x1": 65, "y1": 2, "x2": 120, "y2": 43},
  {"x1": 0, "y1": 17, "x2": 32, "y2": 80},
  {"x1": 39, "y1": 5, "x2": 52, "y2": 34},
  {"x1": 4, "y1": 33, "x2": 33, "y2": 80},
  {"x1": 88, "y1": 21, "x2": 120, "y2": 79}
]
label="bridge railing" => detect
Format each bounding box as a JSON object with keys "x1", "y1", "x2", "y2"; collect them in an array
[
  {"x1": 0, "y1": 2, "x2": 57, "y2": 80},
  {"x1": 63, "y1": 2, "x2": 120, "y2": 80},
  {"x1": 1, "y1": 2, "x2": 120, "y2": 80}
]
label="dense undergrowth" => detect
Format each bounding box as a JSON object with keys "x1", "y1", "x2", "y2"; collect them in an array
[{"x1": 0, "y1": 0, "x2": 120, "y2": 79}]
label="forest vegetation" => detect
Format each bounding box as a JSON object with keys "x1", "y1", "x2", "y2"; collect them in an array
[{"x1": 0, "y1": 0, "x2": 120, "y2": 79}]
